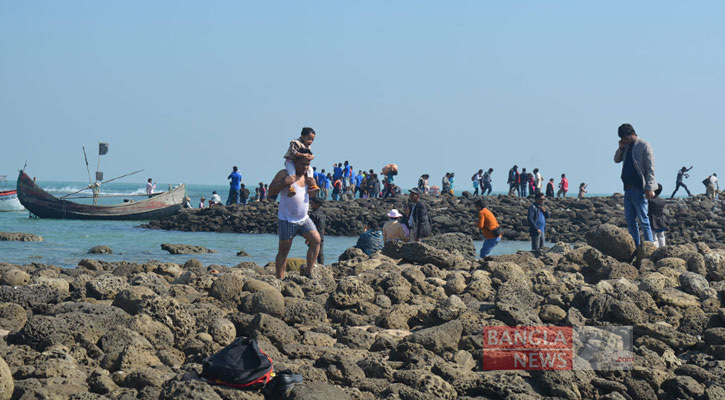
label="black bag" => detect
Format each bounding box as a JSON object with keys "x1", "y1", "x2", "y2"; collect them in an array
[
  {"x1": 703, "y1": 177, "x2": 711, "y2": 186},
  {"x1": 201, "y1": 337, "x2": 274, "y2": 389},
  {"x1": 491, "y1": 226, "x2": 503, "y2": 237}
]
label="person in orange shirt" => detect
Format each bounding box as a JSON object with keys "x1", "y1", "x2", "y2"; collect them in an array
[{"x1": 475, "y1": 198, "x2": 502, "y2": 258}]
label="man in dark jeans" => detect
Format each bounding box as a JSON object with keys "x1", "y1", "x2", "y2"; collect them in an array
[
  {"x1": 614, "y1": 123, "x2": 656, "y2": 247},
  {"x1": 308, "y1": 197, "x2": 325, "y2": 264},
  {"x1": 527, "y1": 192, "x2": 549, "y2": 251},
  {"x1": 519, "y1": 168, "x2": 529, "y2": 198},
  {"x1": 407, "y1": 188, "x2": 432, "y2": 241},
  {"x1": 670, "y1": 166, "x2": 693, "y2": 198}
]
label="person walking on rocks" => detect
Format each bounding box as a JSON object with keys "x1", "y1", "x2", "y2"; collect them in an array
[
  {"x1": 614, "y1": 123, "x2": 656, "y2": 247},
  {"x1": 407, "y1": 188, "x2": 432, "y2": 241},
  {"x1": 507, "y1": 165, "x2": 519, "y2": 196},
  {"x1": 268, "y1": 157, "x2": 321, "y2": 279},
  {"x1": 481, "y1": 168, "x2": 493, "y2": 196},
  {"x1": 308, "y1": 197, "x2": 326, "y2": 264},
  {"x1": 704, "y1": 173, "x2": 719, "y2": 200},
  {"x1": 670, "y1": 166, "x2": 693, "y2": 198},
  {"x1": 418, "y1": 174, "x2": 430, "y2": 194},
  {"x1": 545, "y1": 178, "x2": 555, "y2": 198},
  {"x1": 527, "y1": 192, "x2": 549, "y2": 251},
  {"x1": 475, "y1": 198, "x2": 502, "y2": 258},
  {"x1": 471, "y1": 169, "x2": 483, "y2": 196},
  {"x1": 519, "y1": 168, "x2": 529, "y2": 197},
  {"x1": 648, "y1": 184, "x2": 668, "y2": 248},
  {"x1": 282, "y1": 127, "x2": 319, "y2": 197},
  {"x1": 578, "y1": 182, "x2": 588, "y2": 199},
  {"x1": 533, "y1": 168, "x2": 543, "y2": 194},
  {"x1": 226, "y1": 166, "x2": 242, "y2": 205},
  {"x1": 557, "y1": 174, "x2": 568, "y2": 198}
]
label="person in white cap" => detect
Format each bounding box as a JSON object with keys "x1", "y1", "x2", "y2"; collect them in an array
[{"x1": 383, "y1": 209, "x2": 408, "y2": 243}]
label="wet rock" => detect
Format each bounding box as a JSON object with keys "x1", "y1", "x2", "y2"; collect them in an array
[
  {"x1": 585, "y1": 224, "x2": 635, "y2": 262},
  {"x1": 160, "y1": 243, "x2": 216, "y2": 254},
  {"x1": 0, "y1": 232, "x2": 43, "y2": 242},
  {"x1": 88, "y1": 245, "x2": 113, "y2": 254}
]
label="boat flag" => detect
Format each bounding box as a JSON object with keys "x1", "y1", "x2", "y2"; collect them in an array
[
  {"x1": 99, "y1": 142, "x2": 109, "y2": 155},
  {"x1": 96, "y1": 171, "x2": 104, "y2": 181}
]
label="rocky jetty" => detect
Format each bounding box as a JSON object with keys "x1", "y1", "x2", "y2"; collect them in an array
[
  {"x1": 0, "y1": 225, "x2": 724, "y2": 399},
  {"x1": 0, "y1": 232, "x2": 43, "y2": 242},
  {"x1": 143, "y1": 194, "x2": 725, "y2": 245}
]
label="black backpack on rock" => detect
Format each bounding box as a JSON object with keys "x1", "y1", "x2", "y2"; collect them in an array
[{"x1": 201, "y1": 337, "x2": 274, "y2": 389}]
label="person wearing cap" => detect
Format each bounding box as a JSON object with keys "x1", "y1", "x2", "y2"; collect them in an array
[
  {"x1": 198, "y1": 195, "x2": 206, "y2": 208},
  {"x1": 475, "y1": 198, "x2": 501, "y2": 258},
  {"x1": 308, "y1": 197, "x2": 326, "y2": 264},
  {"x1": 182, "y1": 196, "x2": 192, "y2": 209},
  {"x1": 670, "y1": 166, "x2": 693, "y2": 198},
  {"x1": 647, "y1": 184, "x2": 668, "y2": 248},
  {"x1": 383, "y1": 209, "x2": 407, "y2": 243},
  {"x1": 407, "y1": 188, "x2": 432, "y2": 241},
  {"x1": 614, "y1": 123, "x2": 656, "y2": 247},
  {"x1": 527, "y1": 192, "x2": 549, "y2": 251}
]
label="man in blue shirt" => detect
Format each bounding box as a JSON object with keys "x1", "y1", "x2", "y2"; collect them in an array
[
  {"x1": 226, "y1": 166, "x2": 242, "y2": 205},
  {"x1": 354, "y1": 170, "x2": 364, "y2": 198},
  {"x1": 333, "y1": 163, "x2": 343, "y2": 182},
  {"x1": 614, "y1": 123, "x2": 656, "y2": 247},
  {"x1": 527, "y1": 192, "x2": 549, "y2": 251}
]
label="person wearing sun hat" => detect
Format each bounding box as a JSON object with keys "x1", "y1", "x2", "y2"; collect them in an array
[{"x1": 383, "y1": 209, "x2": 407, "y2": 243}]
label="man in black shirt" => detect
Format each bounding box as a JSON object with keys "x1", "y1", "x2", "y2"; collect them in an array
[{"x1": 670, "y1": 166, "x2": 693, "y2": 198}]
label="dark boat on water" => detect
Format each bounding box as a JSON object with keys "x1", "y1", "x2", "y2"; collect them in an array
[{"x1": 16, "y1": 170, "x2": 186, "y2": 220}]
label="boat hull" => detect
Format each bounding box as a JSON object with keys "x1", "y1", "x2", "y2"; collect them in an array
[
  {"x1": 0, "y1": 190, "x2": 24, "y2": 211},
  {"x1": 16, "y1": 171, "x2": 185, "y2": 220}
]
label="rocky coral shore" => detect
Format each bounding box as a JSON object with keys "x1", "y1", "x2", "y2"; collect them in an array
[
  {"x1": 1, "y1": 224, "x2": 724, "y2": 399},
  {"x1": 143, "y1": 194, "x2": 725, "y2": 245}
]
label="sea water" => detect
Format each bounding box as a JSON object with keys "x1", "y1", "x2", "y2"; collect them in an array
[{"x1": 0, "y1": 180, "x2": 542, "y2": 268}]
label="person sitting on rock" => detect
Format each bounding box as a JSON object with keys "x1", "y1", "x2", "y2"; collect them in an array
[
  {"x1": 383, "y1": 209, "x2": 407, "y2": 243},
  {"x1": 354, "y1": 219, "x2": 384, "y2": 256}
]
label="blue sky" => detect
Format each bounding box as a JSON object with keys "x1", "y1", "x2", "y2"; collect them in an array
[{"x1": 1, "y1": 1, "x2": 723, "y2": 194}]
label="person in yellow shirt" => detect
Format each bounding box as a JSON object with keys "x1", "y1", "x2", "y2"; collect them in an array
[
  {"x1": 382, "y1": 209, "x2": 408, "y2": 242},
  {"x1": 476, "y1": 198, "x2": 502, "y2": 258}
]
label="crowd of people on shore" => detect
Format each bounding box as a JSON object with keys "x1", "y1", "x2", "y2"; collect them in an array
[{"x1": 177, "y1": 125, "x2": 721, "y2": 278}]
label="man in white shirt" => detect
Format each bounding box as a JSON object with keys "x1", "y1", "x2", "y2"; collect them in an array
[
  {"x1": 146, "y1": 178, "x2": 156, "y2": 196},
  {"x1": 268, "y1": 157, "x2": 321, "y2": 279},
  {"x1": 533, "y1": 168, "x2": 543, "y2": 194}
]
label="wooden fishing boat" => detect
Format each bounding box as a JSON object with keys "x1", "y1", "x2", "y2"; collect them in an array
[
  {"x1": 0, "y1": 175, "x2": 23, "y2": 211},
  {"x1": 16, "y1": 170, "x2": 185, "y2": 220}
]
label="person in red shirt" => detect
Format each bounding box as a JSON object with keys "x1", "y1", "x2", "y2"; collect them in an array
[{"x1": 557, "y1": 174, "x2": 569, "y2": 198}]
